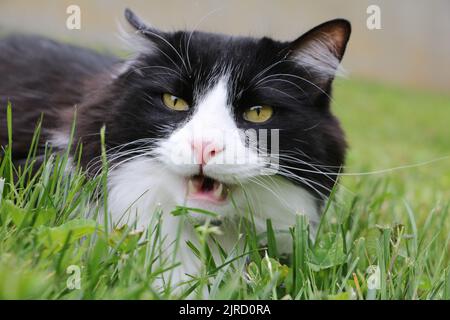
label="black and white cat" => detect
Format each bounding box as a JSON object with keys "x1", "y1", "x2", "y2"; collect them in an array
[{"x1": 0, "y1": 9, "x2": 350, "y2": 289}]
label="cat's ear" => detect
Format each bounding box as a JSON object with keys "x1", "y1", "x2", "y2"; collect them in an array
[
  {"x1": 124, "y1": 8, "x2": 164, "y2": 41},
  {"x1": 125, "y1": 8, "x2": 148, "y2": 32},
  {"x1": 114, "y1": 9, "x2": 164, "y2": 78},
  {"x1": 287, "y1": 19, "x2": 351, "y2": 82}
]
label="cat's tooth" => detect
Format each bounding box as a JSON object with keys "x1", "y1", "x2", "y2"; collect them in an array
[
  {"x1": 188, "y1": 179, "x2": 196, "y2": 194},
  {"x1": 213, "y1": 183, "x2": 223, "y2": 199},
  {"x1": 222, "y1": 186, "x2": 229, "y2": 198}
]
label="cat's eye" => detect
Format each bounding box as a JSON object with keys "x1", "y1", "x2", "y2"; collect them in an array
[
  {"x1": 162, "y1": 93, "x2": 189, "y2": 111},
  {"x1": 243, "y1": 105, "x2": 273, "y2": 123}
]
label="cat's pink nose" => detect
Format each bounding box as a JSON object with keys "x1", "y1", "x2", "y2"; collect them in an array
[{"x1": 191, "y1": 140, "x2": 224, "y2": 165}]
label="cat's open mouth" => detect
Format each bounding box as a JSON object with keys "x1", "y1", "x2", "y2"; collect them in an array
[{"x1": 187, "y1": 174, "x2": 229, "y2": 204}]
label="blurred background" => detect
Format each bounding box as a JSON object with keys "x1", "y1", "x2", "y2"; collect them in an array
[
  {"x1": 1, "y1": 0, "x2": 450, "y2": 205},
  {"x1": 1, "y1": 0, "x2": 449, "y2": 91}
]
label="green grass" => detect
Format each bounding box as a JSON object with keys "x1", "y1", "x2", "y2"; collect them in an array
[{"x1": 0, "y1": 78, "x2": 449, "y2": 300}]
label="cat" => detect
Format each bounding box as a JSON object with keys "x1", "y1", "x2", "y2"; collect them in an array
[{"x1": 0, "y1": 9, "x2": 350, "y2": 293}]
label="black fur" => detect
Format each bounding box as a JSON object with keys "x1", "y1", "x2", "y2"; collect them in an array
[
  {"x1": 0, "y1": 34, "x2": 117, "y2": 160},
  {"x1": 0, "y1": 9, "x2": 350, "y2": 201}
]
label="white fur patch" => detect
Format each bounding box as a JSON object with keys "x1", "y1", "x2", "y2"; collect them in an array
[
  {"x1": 49, "y1": 132, "x2": 70, "y2": 150},
  {"x1": 157, "y1": 78, "x2": 264, "y2": 184},
  {"x1": 107, "y1": 158, "x2": 318, "y2": 291}
]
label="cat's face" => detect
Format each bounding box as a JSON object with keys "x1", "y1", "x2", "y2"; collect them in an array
[{"x1": 77, "y1": 9, "x2": 350, "y2": 225}]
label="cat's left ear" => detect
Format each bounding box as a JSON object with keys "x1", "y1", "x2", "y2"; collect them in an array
[{"x1": 287, "y1": 19, "x2": 351, "y2": 82}]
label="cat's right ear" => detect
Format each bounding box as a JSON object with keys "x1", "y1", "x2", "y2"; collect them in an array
[
  {"x1": 119, "y1": 8, "x2": 163, "y2": 53},
  {"x1": 124, "y1": 8, "x2": 164, "y2": 41},
  {"x1": 114, "y1": 9, "x2": 164, "y2": 78},
  {"x1": 125, "y1": 8, "x2": 147, "y2": 31},
  {"x1": 125, "y1": 9, "x2": 159, "y2": 35}
]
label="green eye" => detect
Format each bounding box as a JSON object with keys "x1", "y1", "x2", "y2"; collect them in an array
[
  {"x1": 243, "y1": 105, "x2": 273, "y2": 123},
  {"x1": 162, "y1": 93, "x2": 189, "y2": 111}
]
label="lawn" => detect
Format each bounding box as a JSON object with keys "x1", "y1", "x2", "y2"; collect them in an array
[{"x1": 0, "y1": 78, "x2": 449, "y2": 299}]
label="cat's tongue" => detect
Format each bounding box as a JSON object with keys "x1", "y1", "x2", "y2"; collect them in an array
[{"x1": 187, "y1": 175, "x2": 228, "y2": 203}]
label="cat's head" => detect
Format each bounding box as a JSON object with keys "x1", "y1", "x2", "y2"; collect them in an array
[{"x1": 77, "y1": 9, "x2": 350, "y2": 222}]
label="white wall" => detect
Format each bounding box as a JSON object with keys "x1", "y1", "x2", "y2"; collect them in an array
[{"x1": 1, "y1": 0, "x2": 449, "y2": 92}]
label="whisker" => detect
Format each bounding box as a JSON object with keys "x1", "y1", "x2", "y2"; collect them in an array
[
  {"x1": 184, "y1": 6, "x2": 225, "y2": 72},
  {"x1": 142, "y1": 29, "x2": 190, "y2": 74}
]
